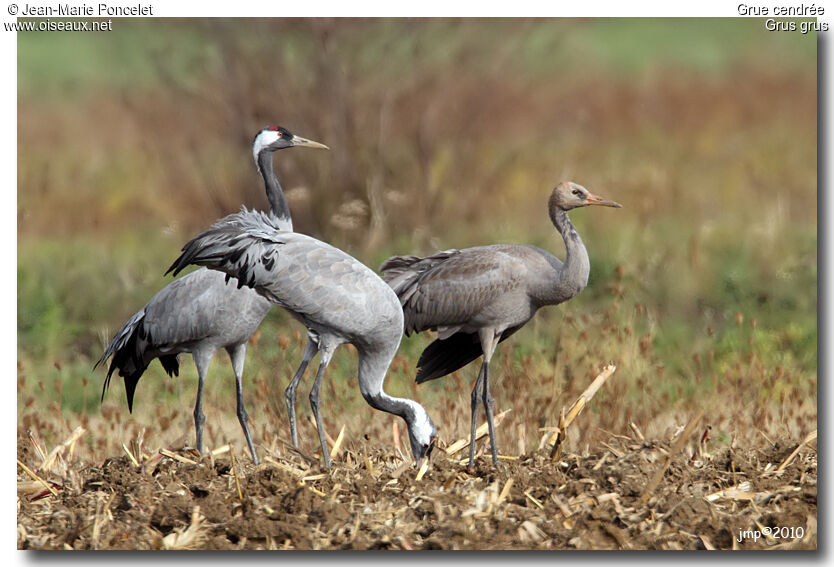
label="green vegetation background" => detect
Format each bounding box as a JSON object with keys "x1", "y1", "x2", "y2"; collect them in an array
[{"x1": 17, "y1": 19, "x2": 817, "y2": 455}]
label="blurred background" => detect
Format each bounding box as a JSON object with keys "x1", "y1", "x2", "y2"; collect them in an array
[{"x1": 17, "y1": 19, "x2": 817, "y2": 459}]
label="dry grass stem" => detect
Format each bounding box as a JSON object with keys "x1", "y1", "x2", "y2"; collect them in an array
[
  {"x1": 414, "y1": 458, "x2": 429, "y2": 481},
  {"x1": 309, "y1": 415, "x2": 336, "y2": 447},
  {"x1": 162, "y1": 506, "x2": 209, "y2": 550},
  {"x1": 390, "y1": 459, "x2": 412, "y2": 479},
  {"x1": 599, "y1": 441, "x2": 624, "y2": 458},
  {"x1": 27, "y1": 431, "x2": 47, "y2": 463},
  {"x1": 775, "y1": 430, "x2": 817, "y2": 473},
  {"x1": 329, "y1": 425, "x2": 346, "y2": 461},
  {"x1": 705, "y1": 482, "x2": 756, "y2": 502},
  {"x1": 445, "y1": 409, "x2": 511, "y2": 455},
  {"x1": 264, "y1": 456, "x2": 305, "y2": 478},
  {"x1": 229, "y1": 445, "x2": 244, "y2": 502},
  {"x1": 122, "y1": 443, "x2": 140, "y2": 467},
  {"x1": 639, "y1": 409, "x2": 704, "y2": 505},
  {"x1": 629, "y1": 422, "x2": 646, "y2": 441},
  {"x1": 302, "y1": 473, "x2": 327, "y2": 482},
  {"x1": 497, "y1": 478, "x2": 514, "y2": 505},
  {"x1": 16, "y1": 459, "x2": 58, "y2": 497},
  {"x1": 159, "y1": 448, "x2": 197, "y2": 465},
  {"x1": 40, "y1": 426, "x2": 86, "y2": 475},
  {"x1": 550, "y1": 365, "x2": 617, "y2": 458},
  {"x1": 524, "y1": 490, "x2": 544, "y2": 509},
  {"x1": 211, "y1": 445, "x2": 230, "y2": 456},
  {"x1": 392, "y1": 421, "x2": 402, "y2": 457}
]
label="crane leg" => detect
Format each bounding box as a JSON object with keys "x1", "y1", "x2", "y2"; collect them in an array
[
  {"x1": 191, "y1": 349, "x2": 213, "y2": 456},
  {"x1": 309, "y1": 344, "x2": 335, "y2": 468},
  {"x1": 479, "y1": 329, "x2": 500, "y2": 467},
  {"x1": 468, "y1": 364, "x2": 486, "y2": 469},
  {"x1": 228, "y1": 343, "x2": 258, "y2": 465},
  {"x1": 285, "y1": 338, "x2": 317, "y2": 448},
  {"x1": 482, "y1": 362, "x2": 499, "y2": 467}
]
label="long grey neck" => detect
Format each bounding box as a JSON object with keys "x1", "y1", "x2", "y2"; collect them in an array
[
  {"x1": 548, "y1": 208, "x2": 590, "y2": 303},
  {"x1": 358, "y1": 351, "x2": 420, "y2": 425},
  {"x1": 257, "y1": 150, "x2": 293, "y2": 231}
]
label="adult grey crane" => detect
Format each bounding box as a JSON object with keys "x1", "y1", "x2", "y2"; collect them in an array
[
  {"x1": 166, "y1": 209, "x2": 438, "y2": 469},
  {"x1": 380, "y1": 181, "x2": 621, "y2": 468},
  {"x1": 96, "y1": 126, "x2": 328, "y2": 465}
]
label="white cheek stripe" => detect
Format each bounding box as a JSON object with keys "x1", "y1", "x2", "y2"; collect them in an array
[{"x1": 253, "y1": 131, "x2": 281, "y2": 164}]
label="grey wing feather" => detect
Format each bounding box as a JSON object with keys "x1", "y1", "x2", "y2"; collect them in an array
[
  {"x1": 140, "y1": 269, "x2": 231, "y2": 348},
  {"x1": 380, "y1": 249, "x2": 459, "y2": 303},
  {"x1": 99, "y1": 208, "x2": 277, "y2": 413},
  {"x1": 99, "y1": 267, "x2": 257, "y2": 367},
  {"x1": 95, "y1": 270, "x2": 216, "y2": 405},
  {"x1": 168, "y1": 208, "x2": 401, "y2": 340},
  {"x1": 167, "y1": 208, "x2": 289, "y2": 298},
  {"x1": 380, "y1": 247, "x2": 525, "y2": 336}
]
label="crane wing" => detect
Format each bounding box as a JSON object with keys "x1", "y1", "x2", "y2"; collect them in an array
[
  {"x1": 167, "y1": 208, "x2": 288, "y2": 291},
  {"x1": 380, "y1": 247, "x2": 526, "y2": 336},
  {"x1": 141, "y1": 269, "x2": 226, "y2": 345},
  {"x1": 167, "y1": 208, "x2": 392, "y2": 330},
  {"x1": 97, "y1": 269, "x2": 251, "y2": 409}
]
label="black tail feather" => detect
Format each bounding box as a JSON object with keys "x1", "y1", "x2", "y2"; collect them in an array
[
  {"x1": 415, "y1": 325, "x2": 524, "y2": 383},
  {"x1": 415, "y1": 333, "x2": 482, "y2": 383},
  {"x1": 99, "y1": 319, "x2": 152, "y2": 412},
  {"x1": 101, "y1": 365, "x2": 116, "y2": 405},
  {"x1": 124, "y1": 373, "x2": 140, "y2": 413},
  {"x1": 101, "y1": 360, "x2": 145, "y2": 414},
  {"x1": 100, "y1": 354, "x2": 175, "y2": 414},
  {"x1": 159, "y1": 354, "x2": 180, "y2": 378}
]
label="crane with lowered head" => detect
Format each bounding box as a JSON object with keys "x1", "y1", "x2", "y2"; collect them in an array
[{"x1": 166, "y1": 208, "x2": 439, "y2": 469}]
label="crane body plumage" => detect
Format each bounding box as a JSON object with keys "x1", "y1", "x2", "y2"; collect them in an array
[
  {"x1": 167, "y1": 208, "x2": 438, "y2": 468},
  {"x1": 380, "y1": 182, "x2": 621, "y2": 467},
  {"x1": 96, "y1": 126, "x2": 327, "y2": 465},
  {"x1": 98, "y1": 268, "x2": 270, "y2": 405}
]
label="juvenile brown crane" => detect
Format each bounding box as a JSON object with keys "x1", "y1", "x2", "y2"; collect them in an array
[{"x1": 380, "y1": 182, "x2": 621, "y2": 468}]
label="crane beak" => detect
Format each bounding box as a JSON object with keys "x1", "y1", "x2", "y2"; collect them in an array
[
  {"x1": 290, "y1": 135, "x2": 329, "y2": 150},
  {"x1": 414, "y1": 437, "x2": 437, "y2": 471},
  {"x1": 585, "y1": 193, "x2": 622, "y2": 208}
]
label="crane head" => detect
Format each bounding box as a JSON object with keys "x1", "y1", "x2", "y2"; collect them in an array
[
  {"x1": 550, "y1": 181, "x2": 622, "y2": 211},
  {"x1": 407, "y1": 410, "x2": 438, "y2": 468},
  {"x1": 252, "y1": 125, "x2": 329, "y2": 166}
]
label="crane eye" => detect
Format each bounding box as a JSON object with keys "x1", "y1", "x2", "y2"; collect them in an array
[{"x1": 572, "y1": 189, "x2": 583, "y2": 197}]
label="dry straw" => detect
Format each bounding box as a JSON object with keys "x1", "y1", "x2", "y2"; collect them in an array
[{"x1": 549, "y1": 364, "x2": 617, "y2": 458}]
